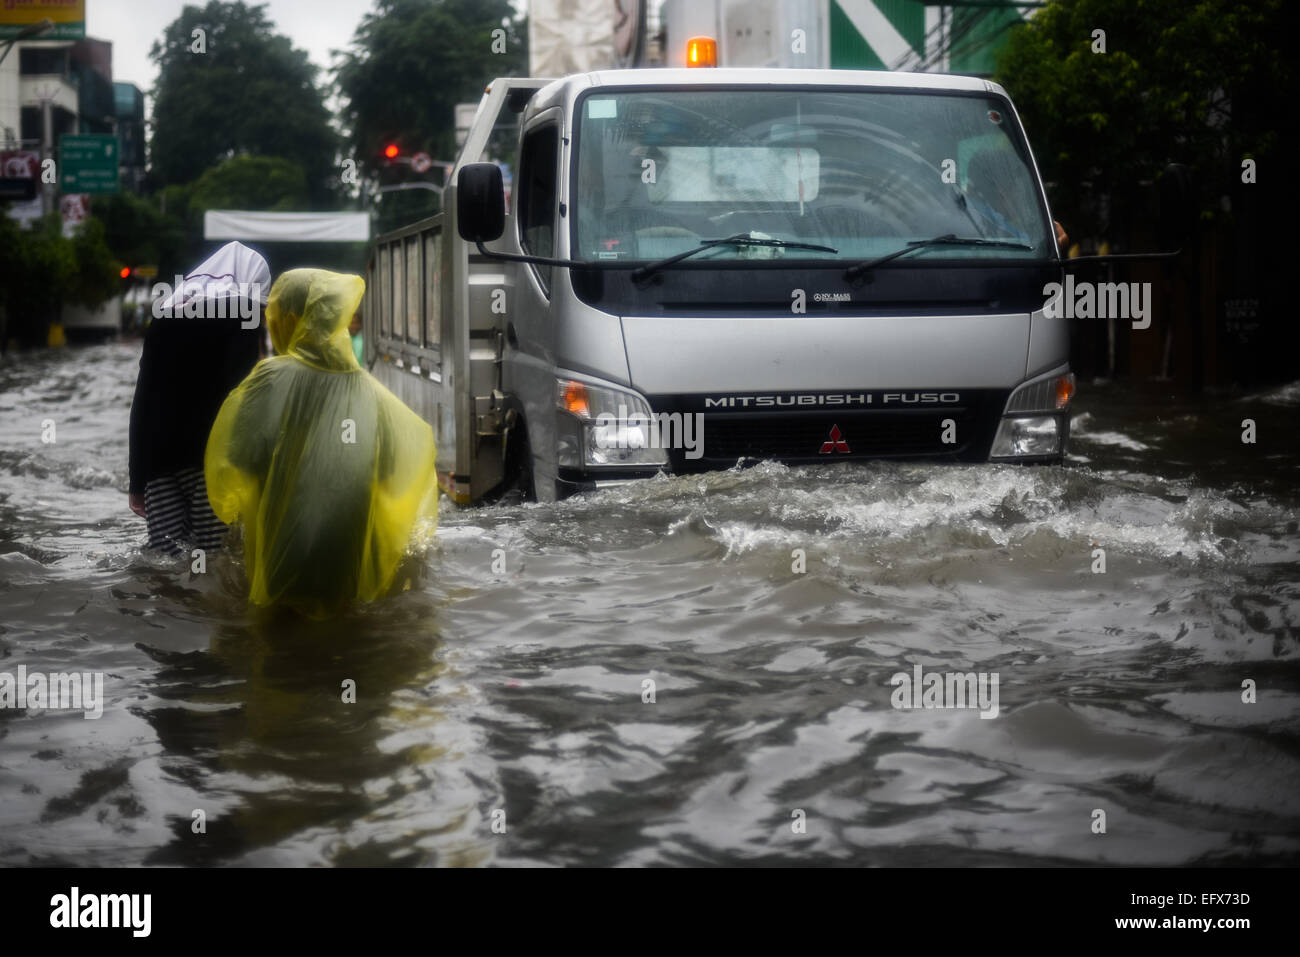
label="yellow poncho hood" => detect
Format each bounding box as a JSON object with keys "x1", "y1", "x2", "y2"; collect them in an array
[
  {"x1": 266, "y1": 267, "x2": 360, "y2": 371},
  {"x1": 205, "y1": 268, "x2": 436, "y2": 616}
]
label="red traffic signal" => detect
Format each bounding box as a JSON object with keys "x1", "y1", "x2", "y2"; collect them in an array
[
  {"x1": 383, "y1": 144, "x2": 399, "y2": 159},
  {"x1": 120, "y1": 266, "x2": 131, "y2": 279}
]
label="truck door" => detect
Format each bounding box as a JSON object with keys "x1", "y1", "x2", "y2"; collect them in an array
[
  {"x1": 503, "y1": 114, "x2": 564, "y2": 500},
  {"x1": 451, "y1": 81, "x2": 546, "y2": 502}
]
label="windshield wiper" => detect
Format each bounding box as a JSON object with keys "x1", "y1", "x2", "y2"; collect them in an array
[
  {"x1": 951, "y1": 187, "x2": 988, "y2": 239},
  {"x1": 631, "y1": 233, "x2": 838, "y2": 284},
  {"x1": 843, "y1": 234, "x2": 1035, "y2": 282}
]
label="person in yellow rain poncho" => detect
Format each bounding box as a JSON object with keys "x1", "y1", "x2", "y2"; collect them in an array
[{"x1": 205, "y1": 268, "x2": 437, "y2": 618}]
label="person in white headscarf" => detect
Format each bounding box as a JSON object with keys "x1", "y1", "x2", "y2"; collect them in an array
[{"x1": 128, "y1": 241, "x2": 271, "y2": 555}]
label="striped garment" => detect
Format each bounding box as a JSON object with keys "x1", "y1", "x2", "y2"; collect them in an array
[{"x1": 144, "y1": 467, "x2": 226, "y2": 555}]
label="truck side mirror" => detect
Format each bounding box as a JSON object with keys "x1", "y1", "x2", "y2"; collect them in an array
[
  {"x1": 457, "y1": 163, "x2": 505, "y2": 243},
  {"x1": 1157, "y1": 162, "x2": 1193, "y2": 251}
]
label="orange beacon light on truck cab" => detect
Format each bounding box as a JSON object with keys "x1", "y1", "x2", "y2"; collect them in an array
[{"x1": 686, "y1": 36, "x2": 717, "y2": 68}]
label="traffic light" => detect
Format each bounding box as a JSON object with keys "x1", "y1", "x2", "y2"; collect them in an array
[
  {"x1": 120, "y1": 266, "x2": 131, "y2": 279},
  {"x1": 384, "y1": 144, "x2": 399, "y2": 159}
]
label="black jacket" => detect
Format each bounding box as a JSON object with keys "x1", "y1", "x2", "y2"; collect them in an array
[{"x1": 128, "y1": 306, "x2": 262, "y2": 494}]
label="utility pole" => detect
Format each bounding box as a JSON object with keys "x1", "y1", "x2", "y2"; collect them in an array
[
  {"x1": 1, "y1": 19, "x2": 57, "y2": 215},
  {"x1": 37, "y1": 84, "x2": 55, "y2": 217}
]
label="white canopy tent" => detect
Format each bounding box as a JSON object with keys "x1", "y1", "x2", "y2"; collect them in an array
[{"x1": 204, "y1": 210, "x2": 371, "y2": 242}]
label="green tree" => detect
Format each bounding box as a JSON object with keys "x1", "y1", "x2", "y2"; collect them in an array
[
  {"x1": 995, "y1": 0, "x2": 1290, "y2": 241},
  {"x1": 150, "y1": 1, "x2": 339, "y2": 203},
  {"x1": 152, "y1": 181, "x2": 205, "y2": 280},
  {"x1": 95, "y1": 192, "x2": 167, "y2": 269},
  {"x1": 68, "y1": 217, "x2": 122, "y2": 310},
  {"x1": 334, "y1": 0, "x2": 527, "y2": 227},
  {"x1": 0, "y1": 215, "x2": 77, "y2": 346},
  {"x1": 189, "y1": 154, "x2": 311, "y2": 213}
]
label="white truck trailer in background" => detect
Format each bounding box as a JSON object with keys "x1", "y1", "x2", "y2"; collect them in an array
[{"x1": 658, "y1": 0, "x2": 1030, "y2": 74}]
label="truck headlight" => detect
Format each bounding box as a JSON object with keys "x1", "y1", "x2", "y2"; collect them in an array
[
  {"x1": 556, "y1": 377, "x2": 668, "y2": 469},
  {"x1": 989, "y1": 415, "x2": 1061, "y2": 457},
  {"x1": 989, "y1": 372, "x2": 1074, "y2": 459}
]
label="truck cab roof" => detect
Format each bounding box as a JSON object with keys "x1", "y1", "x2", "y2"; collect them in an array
[{"x1": 520, "y1": 68, "x2": 1009, "y2": 118}]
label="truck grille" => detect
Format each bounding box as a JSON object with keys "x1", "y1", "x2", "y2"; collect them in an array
[
  {"x1": 702, "y1": 410, "x2": 973, "y2": 461},
  {"x1": 648, "y1": 391, "x2": 1009, "y2": 470}
]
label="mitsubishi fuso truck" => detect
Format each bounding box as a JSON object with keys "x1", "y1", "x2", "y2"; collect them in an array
[{"x1": 364, "y1": 66, "x2": 1076, "y2": 504}]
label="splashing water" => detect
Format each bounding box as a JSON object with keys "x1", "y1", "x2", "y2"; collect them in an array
[{"x1": 1, "y1": 344, "x2": 1297, "y2": 865}]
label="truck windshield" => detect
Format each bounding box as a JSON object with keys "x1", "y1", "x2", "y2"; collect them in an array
[{"x1": 574, "y1": 89, "x2": 1051, "y2": 265}]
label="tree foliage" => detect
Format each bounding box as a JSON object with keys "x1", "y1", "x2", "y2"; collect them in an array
[
  {"x1": 96, "y1": 192, "x2": 167, "y2": 269},
  {"x1": 335, "y1": 0, "x2": 527, "y2": 193},
  {"x1": 150, "y1": 1, "x2": 338, "y2": 203},
  {"x1": 68, "y1": 217, "x2": 123, "y2": 310},
  {"x1": 189, "y1": 155, "x2": 311, "y2": 214},
  {"x1": 995, "y1": 0, "x2": 1290, "y2": 238},
  {"x1": 0, "y1": 214, "x2": 95, "y2": 345}
]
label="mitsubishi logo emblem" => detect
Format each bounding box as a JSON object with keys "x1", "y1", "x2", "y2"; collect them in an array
[{"x1": 820, "y1": 424, "x2": 850, "y2": 454}]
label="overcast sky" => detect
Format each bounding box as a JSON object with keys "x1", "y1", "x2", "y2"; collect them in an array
[{"x1": 86, "y1": 0, "x2": 375, "y2": 102}]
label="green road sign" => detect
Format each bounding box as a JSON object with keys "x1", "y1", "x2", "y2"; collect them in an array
[{"x1": 60, "y1": 134, "x2": 118, "y2": 194}]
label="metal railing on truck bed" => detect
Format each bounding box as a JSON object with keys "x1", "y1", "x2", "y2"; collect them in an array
[
  {"x1": 365, "y1": 213, "x2": 464, "y2": 497},
  {"x1": 366, "y1": 204, "x2": 511, "y2": 505},
  {"x1": 365, "y1": 77, "x2": 551, "y2": 505}
]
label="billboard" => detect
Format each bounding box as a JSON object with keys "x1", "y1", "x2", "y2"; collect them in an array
[
  {"x1": 1, "y1": 149, "x2": 43, "y2": 224},
  {"x1": 59, "y1": 191, "x2": 88, "y2": 237},
  {"x1": 0, "y1": 0, "x2": 86, "y2": 40}
]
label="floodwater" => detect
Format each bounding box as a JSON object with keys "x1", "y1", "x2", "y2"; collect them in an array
[{"x1": 1, "y1": 341, "x2": 1297, "y2": 866}]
